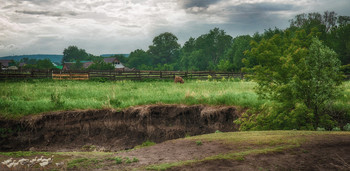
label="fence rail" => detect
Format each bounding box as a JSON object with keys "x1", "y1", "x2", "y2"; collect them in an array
[{"x1": 0, "y1": 69, "x2": 349, "y2": 81}]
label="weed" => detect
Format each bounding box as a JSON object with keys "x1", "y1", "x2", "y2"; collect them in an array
[
  {"x1": 133, "y1": 157, "x2": 139, "y2": 162},
  {"x1": 185, "y1": 133, "x2": 191, "y2": 138},
  {"x1": 50, "y1": 92, "x2": 65, "y2": 108},
  {"x1": 115, "y1": 157, "x2": 123, "y2": 164},
  {"x1": 215, "y1": 130, "x2": 223, "y2": 133},
  {"x1": 196, "y1": 141, "x2": 202, "y2": 146},
  {"x1": 134, "y1": 140, "x2": 156, "y2": 149},
  {"x1": 124, "y1": 157, "x2": 132, "y2": 164},
  {"x1": 234, "y1": 156, "x2": 245, "y2": 161},
  {"x1": 110, "y1": 99, "x2": 122, "y2": 108},
  {"x1": 82, "y1": 145, "x2": 96, "y2": 151}
]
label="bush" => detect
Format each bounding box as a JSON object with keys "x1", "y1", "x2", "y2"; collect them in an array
[
  {"x1": 343, "y1": 123, "x2": 350, "y2": 131},
  {"x1": 316, "y1": 127, "x2": 326, "y2": 131},
  {"x1": 332, "y1": 127, "x2": 341, "y2": 131}
]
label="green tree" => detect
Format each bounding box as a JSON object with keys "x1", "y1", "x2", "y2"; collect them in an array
[
  {"x1": 70, "y1": 60, "x2": 83, "y2": 70},
  {"x1": 223, "y1": 35, "x2": 252, "y2": 71},
  {"x1": 127, "y1": 49, "x2": 153, "y2": 69},
  {"x1": 148, "y1": 32, "x2": 180, "y2": 65},
  {"x1": 36, "y1": 59, "x2": 55, "y2": 70},
  {"x1": 62, "y1": 46, "x2": 90, "y2": 63},
  {"x1": 87, "y1": 61, "x2": 114, "y2": 70},
  {"x1": 179, "y1": 28, "x2": 233, "y2": 71},
  {"x1": 241, "y1": 30, "x2": 342, "y2": 129}
]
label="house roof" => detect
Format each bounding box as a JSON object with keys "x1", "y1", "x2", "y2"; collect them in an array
[
  {"x1": 83, "y1": 62, "x2": 93, "y2": 68},
  {"x1": 0, "y1": 60, "x2": 12, "y2": 67},
  {"x1": 103, "y1": 57, "x2": 120, "y2": 63},
  {"x1": 63, "y1": 61, "x2": 93, "y2": 70}
]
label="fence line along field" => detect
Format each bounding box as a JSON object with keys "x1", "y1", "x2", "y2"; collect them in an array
[
  {"x1": 0, "y1": 79, "x2": 262, "y2": 118},
  {"x1": 0, "y1": 70, "x2": 246, "y2": 81}
]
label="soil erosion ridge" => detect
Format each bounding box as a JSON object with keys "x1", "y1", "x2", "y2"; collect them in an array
[{"x1": 0, "y1": 105, "x2": 239, "y2": 152}]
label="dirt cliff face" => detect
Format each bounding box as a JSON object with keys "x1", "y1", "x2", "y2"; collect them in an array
[{"x1": 0, "y1": 105, "x2": 240, "y2": 152}]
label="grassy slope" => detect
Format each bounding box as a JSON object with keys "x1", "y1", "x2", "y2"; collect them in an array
[
  {"x1": 0, "y1": 79, "x2": 262, "y2": 118},
  {"x1": 1, "y1": 131, "x2": 349, "y2": 170}
]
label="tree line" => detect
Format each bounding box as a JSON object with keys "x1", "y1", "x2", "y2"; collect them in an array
[{"x1": 119, "y1": 11, "x2": 349, "y2": 73}]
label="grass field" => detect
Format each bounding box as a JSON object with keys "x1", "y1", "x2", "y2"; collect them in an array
[
  {"x1": 1, "y1": 79, "x2": 349, "y2": 118},
  {"x1": 0, "y1": 79, "x2": 262, "y2": 118}
]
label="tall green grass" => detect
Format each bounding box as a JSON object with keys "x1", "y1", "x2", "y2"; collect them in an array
[{"x1": 0, "y1": 79, "x2": 262, "y2": 118}]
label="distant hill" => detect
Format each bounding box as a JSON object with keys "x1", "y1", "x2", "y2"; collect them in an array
[
  {"x1": 101, "y1": 54, "x2": 129, "y2": 57},
  {"x1": 0, "y1": 54, "x2": 130, "y2": 65},
  {"x1": 0, "y1": 54, "x2": 63, "y2": 64}
]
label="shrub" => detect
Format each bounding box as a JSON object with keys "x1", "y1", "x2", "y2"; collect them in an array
[
  {"x1": 332, "y1": 127, "x2": 341, "y2": 131},
  {"x1": 343, "y1": 123, "x2": 350, "y2": 131},
  {"x1": 242, "y1": 32, "x2": 343, "y2": 129},
  {"x1": 316, "y1": 127, "x2": 326, "y2": 131}
]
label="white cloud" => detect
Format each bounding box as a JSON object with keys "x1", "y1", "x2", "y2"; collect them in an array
[{"x1": 0, "y1": 0, "x2": 349, "y2": 56}]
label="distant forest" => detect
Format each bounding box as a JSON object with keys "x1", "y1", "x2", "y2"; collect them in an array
[{"x1": 119, "y1": 11, "x2": 350, "y2": 72}]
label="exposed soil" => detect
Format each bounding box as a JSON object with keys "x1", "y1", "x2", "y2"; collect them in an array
[
  {"x1": 0, "y1": 105, "x2": 240, "y2": 152},
  {"x1": 169, "y1": 135, "x2": 350, "y2": 171}
]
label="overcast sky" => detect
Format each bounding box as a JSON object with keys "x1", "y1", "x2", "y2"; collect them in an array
[{"x1": 1, "y1": 0, "x2": 350, "y2": 56}]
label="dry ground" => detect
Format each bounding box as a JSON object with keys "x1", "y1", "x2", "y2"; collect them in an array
[{"x1": 2, "y1": 131, "x2": 349, "y2": 170}]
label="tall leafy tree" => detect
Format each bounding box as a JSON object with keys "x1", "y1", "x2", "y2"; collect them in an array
[
  {"x1": 148, "y1": 32, "x2": 180, "y2": 65},
  {"x1": 127, "y1": 49, "x2": 153, "y2": 69},
  {"x1": 62, "y1": 46, "x2": 90, "y2": 63},
  {"x1": 222, "y1": 35, "x2": 252, "y2": 71},
  {"x1": 179, "y1": 28, "x2": 233, "y2": 71},
  {"x1": 241, "y1": 29, "x2": 342, "y2": 129}
]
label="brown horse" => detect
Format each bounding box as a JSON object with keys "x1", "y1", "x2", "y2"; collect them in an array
[{"x1": 174, "y1": 76, "x2": 184, "y2": 84}]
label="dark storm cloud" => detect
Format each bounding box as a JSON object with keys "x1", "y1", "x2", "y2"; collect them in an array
[
  {"x1": 15, "y1": 10, "x2": 78, "y2": 17},
  {"x1": 180, "y1": 0, "x2": 222, "y2": 9},
  {"x1": 234, "y1": 2, "x2": 297, "y2": 13},
  {"x1": 223, "y1": 2, "x2": 299, "y2": 33}
]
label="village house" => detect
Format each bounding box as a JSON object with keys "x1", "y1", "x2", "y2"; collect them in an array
[
  {"x1": 62, "y1": 57, "x2": 126, "y2": 71},
  {"x1": 103, "y1": 57, "x2": 125, "y2": 71},
  {"x1": 62, "y1": 61, "x2": 93, "y2": 70},
  {"x1": 0, "y1": 60, "x2": 15, "y2": 70}
]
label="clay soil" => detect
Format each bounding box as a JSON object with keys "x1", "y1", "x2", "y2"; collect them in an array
[
  {"x1": 103, "y1": 134, "x2": 350, "y2": 171},
  {"x1": 169, "y1": 136, "x2": 350, "y2": 171}
]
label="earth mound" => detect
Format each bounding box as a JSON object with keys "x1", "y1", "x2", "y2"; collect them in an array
[{"x1": 0, "y1": 105, "x2": 240, "y2": 152}]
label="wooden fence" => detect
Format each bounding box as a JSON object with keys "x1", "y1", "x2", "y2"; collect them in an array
[
  {"x1": 0, "y1": 69, "x2": 349, "y2": 81},
  {"x1": 0, "y1": 70, "x2": 245, "y2": 81}
]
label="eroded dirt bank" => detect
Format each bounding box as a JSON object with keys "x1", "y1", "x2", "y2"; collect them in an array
[{"x1": 0, "y1": 105, "x2": 239, "y2": 152}]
